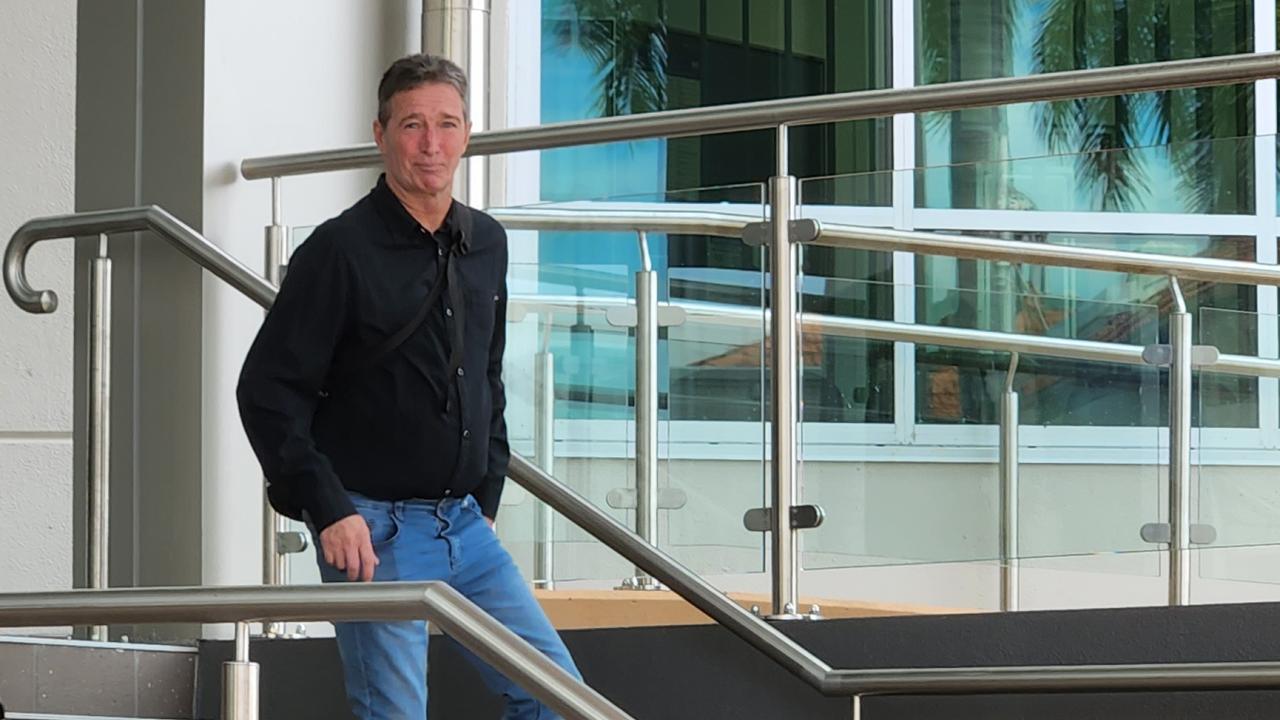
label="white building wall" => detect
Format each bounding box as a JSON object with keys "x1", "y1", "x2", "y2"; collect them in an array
[
  {"x1": 199, "y1": 1, "x2": 416, "y2": 600},
  {"x1": 0, "y1": 0, "x2": 77, "y2": 606}
]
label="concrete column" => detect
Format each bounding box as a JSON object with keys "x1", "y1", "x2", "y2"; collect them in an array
[{"x1": 75, "y1": 0, "x2": 207, "y2": 641}]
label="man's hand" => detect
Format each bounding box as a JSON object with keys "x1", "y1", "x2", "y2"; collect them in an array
[
  {"x1": 320, "y1": 514, "x2": 379, "y2": 582},
  {"x1": 486, "y1": 516, "x2": 495, "y2": 529}
]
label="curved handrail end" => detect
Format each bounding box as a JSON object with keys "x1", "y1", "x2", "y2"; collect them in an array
[{"x1": 5, "y1": 220, "x2": 60, "y2": 314}]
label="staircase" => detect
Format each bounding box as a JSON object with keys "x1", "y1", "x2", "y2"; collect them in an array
[
  {"x1": 175, "y1": 600, "x2": 1278, "y2": 719},
  {"x1": 8, "y1": 599, "x2": 1280, "y2": 719}
]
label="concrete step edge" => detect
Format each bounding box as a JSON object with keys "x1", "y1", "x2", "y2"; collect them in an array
[{"x1": 7, "y1": 714, "x2": 187, "y2": 720}]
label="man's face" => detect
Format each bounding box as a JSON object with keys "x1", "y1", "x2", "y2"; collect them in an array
[{"x1": 373, "y1": 82, "x2": 471, "y2": 198}]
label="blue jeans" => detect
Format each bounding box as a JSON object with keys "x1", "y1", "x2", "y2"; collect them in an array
[{"x1": 310, "y1": 493, "x2": 580, "y2": 720}]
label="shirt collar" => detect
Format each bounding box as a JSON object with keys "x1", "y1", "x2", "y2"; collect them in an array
[{"x1": 371, "y1": 173, "x2": 472, "y2": 253}]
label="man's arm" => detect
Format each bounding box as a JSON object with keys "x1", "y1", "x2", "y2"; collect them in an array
[
  {"x1": 237, "y1": 228, "x2": 378, "y2": 581},
  {"x1": 236, "y1": 228, "x2": 356, "y2": 532},
  {"x1": 474, "y1": 238, "x2": 509, "y2": 522}
]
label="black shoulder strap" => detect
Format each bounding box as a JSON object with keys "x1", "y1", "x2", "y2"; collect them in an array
[{"x1": 321, "y1": 254, "x2": 449, "y2": 397}]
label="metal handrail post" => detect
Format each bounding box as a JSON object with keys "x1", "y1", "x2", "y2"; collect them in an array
[
  {"x1": 88, "y1": 234, "x2": 112, "y2": 642},
  {"x1": 222, "y1": 620, "x2": 259, "y2": 720},
  {"x1": 630, "y1": 231, "x2": 661, "y2": 589},
  {"x1": 1169, "y1": 279, "x2": 1193, "y2": 606},
  {"x1": 999, "y1": 354, "x2": 1020, "y2": 612},
  {"x1": 769, "y1": 125, "x2": 801, "y2": 618},
  {"x1": 423, "y1": 0, "x2": 490, "y2": 208},
  {"x1": 265, "y1": 178, "x2": 288, "y2": 284},
  {"x1": 262, "y1": 179, "x2": 290, "y2": 635},
  {"x1": 533, "y1": 317, "x2": 556, "y2": 590},
  {"x1": 507, "y1": 452, "x2": 836, "y2": 685}
]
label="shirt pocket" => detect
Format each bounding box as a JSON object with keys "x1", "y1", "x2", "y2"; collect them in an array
[{"x1": 465, "y1": 286, "x2": 500, "y2": 347}]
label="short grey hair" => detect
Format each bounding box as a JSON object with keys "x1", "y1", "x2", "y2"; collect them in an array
[{"x1": 377, "y1": 53, "x2": 469, "y2": 126}]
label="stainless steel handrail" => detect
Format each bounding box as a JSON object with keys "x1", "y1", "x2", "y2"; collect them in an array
[
  {"x1": 9, "y1": 205, "x2": 1280, "y2": 615},
  {"x1": 489, "y1": 207, "x2": 1280, "y2": 288},
  {"x1": 9, "y1": 208, "x2": 1280, "y2": 703},
  {"x1": 507, "y1": 453, "x2": 834, "y2": 684},
  {"x1": 240, "y1": 52, "x2": 1280, "y2": 179},
  {"x1": 492, "y1": 207, "x2": 760, "y2": 235},
  {"x1": 491, "y1": 204, "x2": 1275, "y2": 615},
  {"x1": 494, "y1": 205, "x2": 1280, "y2": 382},
  {"x1": 3, "y1": 206, "x2": 277, "y2": 634},
  {"x1": 0, "y1": 583, "x2": 632, "y2": 720},
  {"x1": 819, "y1": 662, "x2": 1280, "y2": 695},
  {"x1": 236, "y1": 48, "x2": 1280, "y2": 616},
  {"x1": 815, "y1": 224, "x2": 1280, "y2": 287},
  {"x1": 509, "y1": 294, "x2": 1280, "y2": 380},
  {"x1": 6, "y1": 577, "x2": 1280, "y2": 702},
  {"x1": 4, "y1": 206, "x2": 275, "y2": 314},
  {"x1": 505, "y1": 454, "x2": 1280, "y2": 697}
]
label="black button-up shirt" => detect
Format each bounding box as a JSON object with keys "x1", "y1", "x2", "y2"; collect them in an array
[{"x1": 237, "y1": 175, "x2": 509, "y2": 532}]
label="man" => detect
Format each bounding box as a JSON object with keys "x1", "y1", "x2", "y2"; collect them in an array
[{"x1": 237, "y1": 53, "x2": 580, "y2": 719}]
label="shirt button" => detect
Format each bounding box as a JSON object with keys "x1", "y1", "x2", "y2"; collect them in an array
[
  {"x1": 457, "y1": 367, "x2": 465, "y2": 377},
  {"x1": 445, "y1": 307, "x2": 453, "y2": 317},
  {"x1": 438, "y1": 248, "x2": 445, "y2": 256},
  {"x1": 445, "y1": 489, "x2": 452, "y2": 496},
  {"x1": 462, "y1": 429, "x2": 471, "y2": 438}
]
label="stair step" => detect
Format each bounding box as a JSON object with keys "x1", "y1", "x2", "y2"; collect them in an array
[
  {"x1": 0, "y1": 637, "x2": 194, "y2": 720},
  {"x1": 534, "y1": 588, "x2": 972, "y2": 629},
  {"x1": 7, "y1": 714, "x2": 185, "y2": 720}
]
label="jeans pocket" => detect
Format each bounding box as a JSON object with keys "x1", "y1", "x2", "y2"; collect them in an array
[{"x1": 355, "y1": 504, "x2": 401, "y2": 547}]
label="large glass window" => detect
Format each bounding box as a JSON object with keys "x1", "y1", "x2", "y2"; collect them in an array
[
  {"x1": 531, "y1": 0, "x2": 1267, "y2": 429},
  {"x1": 915, "y1": 0, "x2": 1255, "y2": 213},
  {"x1": 540, "y1": 0, "x2": 894, "y2": 420},
  {"x1": 541, "y1": 0, "x2": 893, "y2": 200},
  {"x1": 916, "y1": 234, "x2": 1257, "y2": 426},
  {"x1": 508, "y1": 0, "x2": 1280, "y2": 607}
]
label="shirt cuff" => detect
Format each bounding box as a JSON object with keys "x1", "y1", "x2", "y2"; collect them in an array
[
  {"x1": 302, "y1": 479, "x2": 358, "y2": 533},
  {"x1": 474, "y1": 475, "x2": 505, "y2": 520}
]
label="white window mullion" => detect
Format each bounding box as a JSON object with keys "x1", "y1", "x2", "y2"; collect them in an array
[
  {"x1": 891, "y1": 0, "x2": 918, "y2": 444},
  {"x1": 1254, "y1": 0, "x2": 1278, "y2": 447},
  {"x1": 503, "y1": 0, "x2": 542, "y2": 265}
]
